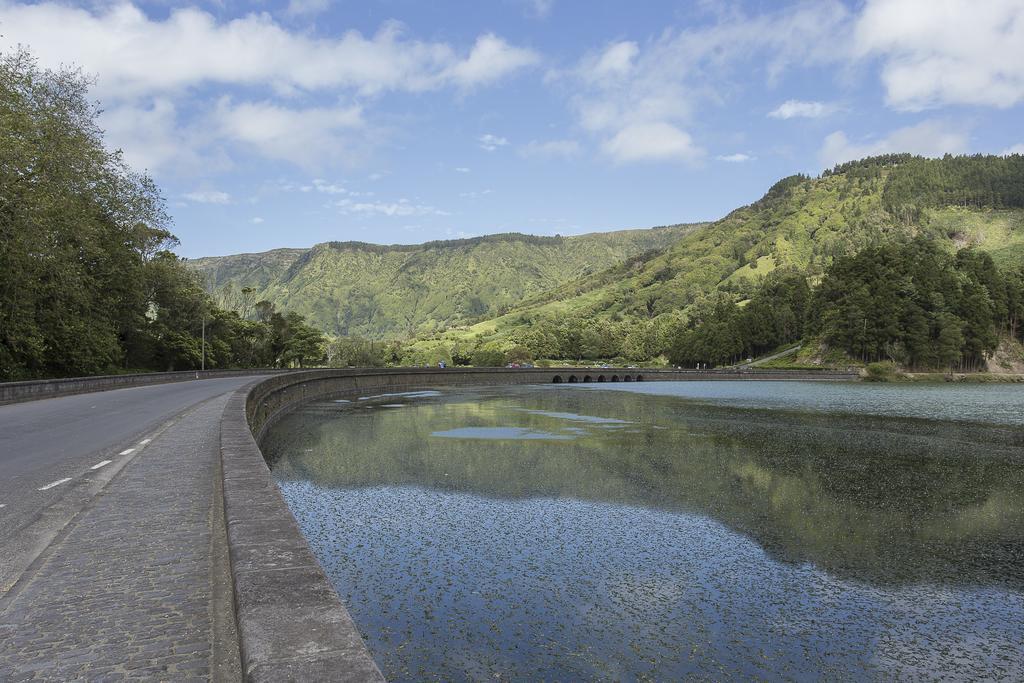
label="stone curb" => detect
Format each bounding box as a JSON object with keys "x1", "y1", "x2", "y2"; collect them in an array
[
  {"x1": 220, "y1": 380, "x2": 385, "y2": 682},
  {"x1": 219, "y1": 367, "x2": 860, "y2": 681}
]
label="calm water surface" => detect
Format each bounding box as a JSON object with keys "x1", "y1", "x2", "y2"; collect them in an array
[{"x1": 262, "y1": 381, "x2": 1024, "y2": 681}]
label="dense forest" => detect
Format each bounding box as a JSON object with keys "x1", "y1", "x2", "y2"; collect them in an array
[
  {"x1": 824, "y1": 153, "x2": 1024, "y2": 219},
  {"x1": 669, "y1": 240, "x2": 1024, "y2": 371},
  {"x1": 0, "y1": 51, "x2": 325, "y2": 380}
]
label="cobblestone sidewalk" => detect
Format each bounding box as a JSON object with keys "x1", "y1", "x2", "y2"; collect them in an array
[{"x1": 0, "y1": 393, "x2": 241, "y2": 681}]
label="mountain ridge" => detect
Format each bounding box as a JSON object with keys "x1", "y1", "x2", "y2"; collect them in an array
[{"x1": 190, "y1": 224, "x2": 702, "y2": 339}]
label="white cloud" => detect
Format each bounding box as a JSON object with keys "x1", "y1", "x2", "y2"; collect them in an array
[
  {"x1": 214, "y1": 99, "x2": 365, "y2": 168},
  {"x1": 0, "y1": 2, "x2": 538, "y2": 173},
  {"x1": 519, "y1": 139, "x2": 581, "y2": 159},
  {"x1": 99, "y1": 97, "x2": 204, "y2": 172},
  {"x1": 1002, "y1": 144, "x2": 1024, "y2": 156},
  {"x1": 183, "y1": 190, "x2": 232, "y2": 204},
  {"x1": 768, "y1": 99, "x2": 838, "y2": 119},
  {"x1": 819, "y1": 120, "x2": 969, "y2": 168},
  {"x1": 251, "y1": 216, "x2": 265, "y2": 224},
  {"x1": 716, "y1": 153, "x2": 755, "y2": 162},
  {"x1": 334, "y1": 198, "x2": 450, "y2": 217},
  {"x1": 602, "y1": 122, "x2": 701, "y2": 163},
  {"x1": 459, "y1": 189, "x2": 494, "y2": 199},
  {"x1": 855, "y1": 0, "x2": 1024, "y2": 110},
  {"x1": 443, "y1": 33, "x2": 540, "y2": 89},
  {"x1": 454, "y1": 167, "x2": 471, "y2": 173},
  {"x1": 584, "y1": 41, "x2": 639, "y2": 83},
  {"x1": 311, "y1": 179, "x2": 349, "y2": 195},
  {"x1": 478, "y1": 134, "x2": 510, "y2": 151}
]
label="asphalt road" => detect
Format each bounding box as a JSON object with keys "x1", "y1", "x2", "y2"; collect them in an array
[{"x1": 0, "y1": 376, "x2": 261, "y2": 591}]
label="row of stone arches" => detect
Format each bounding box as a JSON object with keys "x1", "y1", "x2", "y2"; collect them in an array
[{"x1": 552, "y1": 374, "x2": 643, "y2": 384}]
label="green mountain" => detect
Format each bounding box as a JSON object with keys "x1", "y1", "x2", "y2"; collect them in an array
[
  {"x1": 190, "y1": 226, "x2": 699, "y2": 339},
  {"x1": 422, "y1": 154, "x2": 1024, "y2": 356}
]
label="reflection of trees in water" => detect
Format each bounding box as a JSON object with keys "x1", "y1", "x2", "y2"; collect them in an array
[{"x1": 263, "y1": 388, "x2": 1024, "y2": 587}]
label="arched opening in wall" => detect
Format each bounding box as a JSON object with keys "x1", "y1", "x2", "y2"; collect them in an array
[
  {"x1": 624, "y1": 375, "x2": 633, "y2": 382},
  {"x1": 552, "y1": 375, "x2": 563, "y2": 384},
  {"x1": 597, "y1": 375, "x2": 606, "y2": 382},
  {"x1": 568, "y1": 375, "x2": 579, "y2": 383},
  {"x1": 611, "y1": 375, "x2": 620, "y2": 382},
  {"x1": 583, "y1": 375, "x2": 593, "y2": 383},
  {"x1": 635, "y1": 374, "x2": 644, "y2": 382}
]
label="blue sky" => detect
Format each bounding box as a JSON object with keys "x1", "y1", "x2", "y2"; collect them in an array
[{"x1": 3, "y1": 0, "x2": 1023, "y2": 257}]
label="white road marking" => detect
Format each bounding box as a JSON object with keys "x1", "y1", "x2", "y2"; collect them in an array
[
  {"x1": 0, "y1": 504, "x2": 6, "y2": 509},
  {"x1": 38, "y1": 478, "x2": 72, "y2": 491},
  {"x1": 119, "y1": 448, "x2": 135, "y2": 455},
  {"x1": 139, "y1": 439, "x2": 152, "y2": 445},
  {"x1": 90, "y1": 460, "x2": 113, "y2": 470}
]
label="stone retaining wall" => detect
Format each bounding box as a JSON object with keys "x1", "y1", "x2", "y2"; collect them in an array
[{"x1": 221, "y1": 367, "x2": 858, "y2": 680}]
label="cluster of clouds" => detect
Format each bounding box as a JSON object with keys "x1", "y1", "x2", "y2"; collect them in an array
[
  {"x1": 333, "y1": 198, "x2": 450, "y2": 217},
  {"x1": 2, "y1": 0, "x2": 1022, "y2": 182},
  {"x1": 255, "y1": 176, "x2": 449, "y2": 218},
  {"x1": 0, "y1": 2, "x2": 538, "y2": 172},
  {"x1": 560, "y1": 1, "x2": 851, "y2": 164},
  {"x1": 1, "y1": 3, "x2": 539, "y2": 96},
  {"x1": 559, "y1": 0, "x2": 1024, "y2": 166}
]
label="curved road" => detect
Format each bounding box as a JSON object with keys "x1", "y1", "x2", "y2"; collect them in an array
[{"x1": 0, "y1": 376, "x2": 261, "y2": 591}]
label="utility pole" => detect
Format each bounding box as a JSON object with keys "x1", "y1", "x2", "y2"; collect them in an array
[{"x1": 201, "y1": 315, "x2": 206, "y2": 371}]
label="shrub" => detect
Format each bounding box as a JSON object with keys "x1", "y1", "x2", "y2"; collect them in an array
[{"x1": 865, "y1": 361, "x2": 897, "y2": 382}]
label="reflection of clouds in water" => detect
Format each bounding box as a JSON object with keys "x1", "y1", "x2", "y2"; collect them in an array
[
  {"x1": 358, "y1": 390, "x2": 443, "y2": 401},
  {"x1": 266, "y1": 383, "x2": 1024, "y2": 680},
  {"x1": 432, "y1": 426, "x2": 574, "y2": 440},
  {"x1": 280, "y1": 482, "x2": 1024, "y2": 682},
  {"x1": 514, "y1": 408, "x2": 632, "y2": 424},
  {"x1": 870, "y1": 587, "x2": 1024, "y2": 678}
]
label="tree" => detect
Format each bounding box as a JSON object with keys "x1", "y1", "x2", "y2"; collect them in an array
[
  {"x1": 0, "y1": 49, "x2": 171, "y2": 378},
  {"x1": 0, "y1": 46, "x2": 333, "y2": 378},
  {"x1": 471, "y1": 345, "x2": 506, "y2": 367}
]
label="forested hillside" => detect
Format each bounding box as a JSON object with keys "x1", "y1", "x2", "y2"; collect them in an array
[
  {"x1": 191, "y1": 226, "x2": 698, "y2": 339},
  {"x1": 411, "y1": 154, "x2": 1024, "y2": 370}
]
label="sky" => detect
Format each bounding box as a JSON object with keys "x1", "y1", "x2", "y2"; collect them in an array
[{"x1": 3, "y1": 0, "x2": 1023, "y2": 257}]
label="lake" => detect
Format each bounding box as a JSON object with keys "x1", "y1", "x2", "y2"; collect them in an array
[{"x1": 262, "y1": 381, "x2": 1024, "y2": 681}]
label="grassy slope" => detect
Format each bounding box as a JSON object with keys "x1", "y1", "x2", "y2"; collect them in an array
[
  {"x1": 416, "y1": 169, "x2": 1024, "y2": 352},
  {"x1": 190, "y1": 226, "x2": 699, "y2": 338},
  {"x1": 926, "y1": 207, "x2": 1024, "y2": 267}
]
